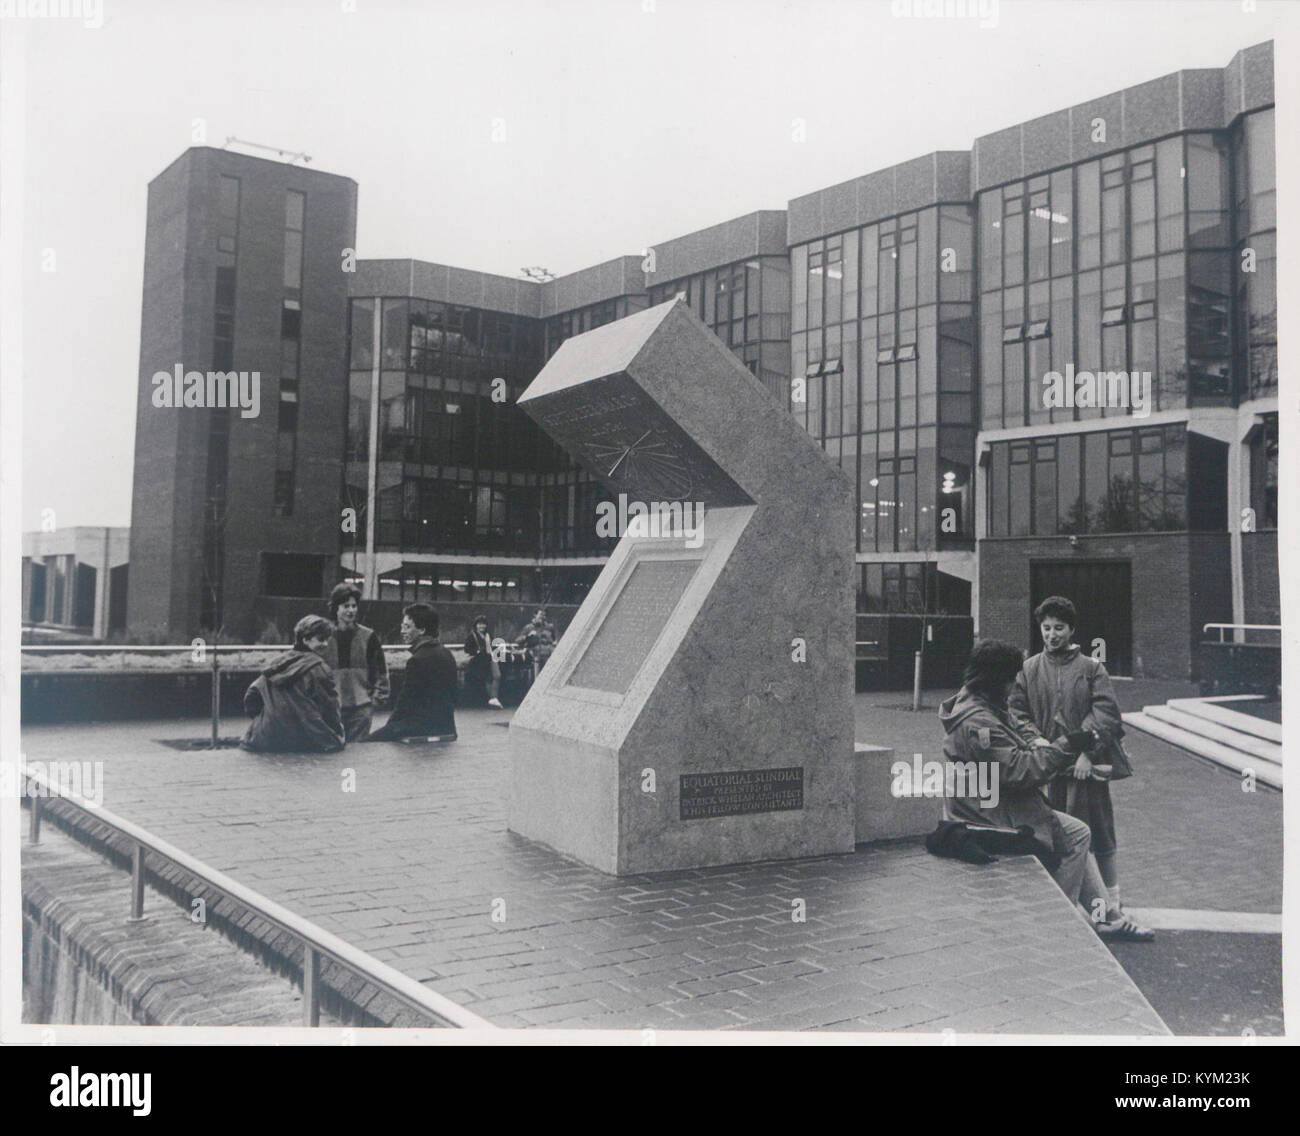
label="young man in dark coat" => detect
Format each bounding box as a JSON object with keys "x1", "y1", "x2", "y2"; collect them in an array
[
  {"x1": 366, "y1": 603, "x2": 458, "y2": 741},
  {"x1": 241, "y1": 615, "x2": 346, "y2": 753}
]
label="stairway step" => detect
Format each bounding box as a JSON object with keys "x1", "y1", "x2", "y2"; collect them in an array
[
  {"x1": 1141, "y1": 705, "x2": 1282, "y2": 765},
  {"x1": 1167, "y1": 698, "x2": 1281, "y2": 744},
  {"x1": 1123, "y1": 712, "x2": 1282, "y2": 790}
]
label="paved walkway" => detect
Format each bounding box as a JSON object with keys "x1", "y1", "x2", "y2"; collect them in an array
[{"x1": 21, "y1": 707, "x2": 1169, "y2": 1034}]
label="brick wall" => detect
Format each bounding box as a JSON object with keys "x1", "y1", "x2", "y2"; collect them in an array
[{"x1": 979, "y1": 532, "x2": 1230, "y2": 680}]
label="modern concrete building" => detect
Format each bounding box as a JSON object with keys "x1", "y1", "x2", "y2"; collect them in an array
[
  {"x1": 22, "y1": 527, "x2": 130, "y2": 639},
  {"x1": 126, "y1": 147, "x2": 358, "y2": 640},
  {"x1": 125, "y1": 42, "x2": 1277, "y2": 680}
]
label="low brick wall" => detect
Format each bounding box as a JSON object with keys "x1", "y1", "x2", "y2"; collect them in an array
[
  {"x1": 23, "y1": 801, "x2": 444, "y2": 1028},
  {"x1": 23, "y1": 826, "x2": 322, "y2": 1027}
]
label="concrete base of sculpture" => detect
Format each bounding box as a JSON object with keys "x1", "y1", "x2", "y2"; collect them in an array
[{"x1": 853, "y1": 743, "x2": 940, "y2": 842}]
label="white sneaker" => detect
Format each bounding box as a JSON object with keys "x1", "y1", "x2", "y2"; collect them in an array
[{"x1": 488, "y1": 697, "x2": 503, "y2": 709}]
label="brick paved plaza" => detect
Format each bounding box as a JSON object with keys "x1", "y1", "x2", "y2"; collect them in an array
[{"x1": 22, "y1": 682, "x2": 1280, "y2": 1035}]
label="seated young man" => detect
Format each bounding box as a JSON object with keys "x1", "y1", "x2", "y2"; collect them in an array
[
  {"x1": 366, "y1": 604, "x2": 458, "y2": 742},
  {"x1": 241, "y1": 615, "x2": 346, "y2": 753},
  {"x1": 939, "y1": 639, "x2": 1111, "y2": 923}
]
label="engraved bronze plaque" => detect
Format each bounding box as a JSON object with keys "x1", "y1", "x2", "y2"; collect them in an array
[
  {"x1": 564, "y1": 558, "x2": 701, "y2": 694},
  {"x1": 679, "y1": 767, "x2": 805, "y2": 820}
]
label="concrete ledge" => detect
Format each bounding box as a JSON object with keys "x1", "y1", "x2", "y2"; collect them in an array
[{"x1": 854, "y1": 742, "x2": 940, "y2": 843}]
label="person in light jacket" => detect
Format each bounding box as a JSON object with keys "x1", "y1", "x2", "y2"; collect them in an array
[
  {"x1": 1009, "y1": 595, "x2": 1152, "y2": 941},
  {"x1": 241, "y1": 615, "x2": 345, "y2": 753},
  {"x1": 322, "y1": 583, "x2": 390, "y2": 741}
]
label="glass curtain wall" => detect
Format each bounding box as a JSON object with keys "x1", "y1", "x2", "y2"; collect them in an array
[
  {"x1": 646, "y1": 256, "x2": 791, "y2": 400},
  {"x1": 978, "y1": 129, "x2": 1261, "y2": 430},
  {"x1": 791, "y1": 202, "x2": 977, "y2": 563}
]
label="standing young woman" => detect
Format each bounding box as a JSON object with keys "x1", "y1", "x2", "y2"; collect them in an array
[
  {"x1": 1009, "y1": 595, "x2": 1154, "y2": 941},
  {"x1": 462, "y1": 614, "x2": 503, "y2": 709}
]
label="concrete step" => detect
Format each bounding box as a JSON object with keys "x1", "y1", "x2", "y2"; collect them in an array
[
  {"x1": 1122, "y1": 711, "x2": 1282, "y2": 791},
  {"x1": 1167, "y1": 697, "x2": 1282, "y2": 744},
  {"x1": 1141, "y1": 705, "x2": 1282, "y2": 767}
]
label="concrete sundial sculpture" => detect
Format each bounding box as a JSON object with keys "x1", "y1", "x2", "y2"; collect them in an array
[{"x1": 508, "y1": 299, "x2": 856, "y2": 875}]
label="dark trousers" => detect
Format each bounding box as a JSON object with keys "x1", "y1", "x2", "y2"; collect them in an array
[{"x1": 342, "y1": 705, "x2": 373, "y2": 742}]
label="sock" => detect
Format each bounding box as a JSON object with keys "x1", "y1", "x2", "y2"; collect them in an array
[{"x1": 1107, "y1": 885, "x2": 1121, "y2": 910}]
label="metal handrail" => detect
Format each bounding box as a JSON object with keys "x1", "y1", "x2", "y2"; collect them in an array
[
  {"x1": 20, "y1": 643, "x2": 458, "y2": 653},
  {"x1": 1202, "y1": 623, "x2": 1282, "y2": 644},
  {"x1": 21, "y1": 767, "x2": 493, "y2": 1030},
  {"x1": 20, "y1": 640, "x2": 530, "y2": 746}
]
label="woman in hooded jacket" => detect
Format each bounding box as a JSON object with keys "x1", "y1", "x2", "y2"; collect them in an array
[{"x1": 241, "y1": 615, "x2": 346, "y2": 753}]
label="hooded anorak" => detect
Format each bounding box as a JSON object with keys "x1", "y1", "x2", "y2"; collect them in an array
[{"x1": 241, "y1": 649, "x2": 345, "y2": 753}]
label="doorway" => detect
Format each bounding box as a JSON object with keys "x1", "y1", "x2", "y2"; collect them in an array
[{"x1": 1029, "y1": 559, "x2": 1132, "y2": 676}]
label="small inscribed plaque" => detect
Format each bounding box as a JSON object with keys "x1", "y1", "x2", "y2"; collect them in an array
[
  {"x1": 679, "y1": 767, "x2": 805, "y2": 820},
  {"x1": 564, "y1": 558, "x2": 700, "y2": 694}
]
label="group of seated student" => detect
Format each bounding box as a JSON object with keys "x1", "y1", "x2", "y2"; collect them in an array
[
  {"x1": 240, "y1": 589, "x2": 458, "y2": 754},
  {"x1": 939, "y1": 595, "x2": 1153, "y2": 942}
]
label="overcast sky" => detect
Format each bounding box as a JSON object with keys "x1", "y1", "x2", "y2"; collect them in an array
[{"x1": 10, "y1": 0, "x2": 1293, "y2": 529}]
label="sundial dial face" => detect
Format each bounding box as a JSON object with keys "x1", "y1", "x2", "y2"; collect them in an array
[
  {"x1": 524, "y1": 373, "x2": 751, "y2": 507},
  {"x1": 582, "y1": 426, "x2": 695, "y2": 502}
]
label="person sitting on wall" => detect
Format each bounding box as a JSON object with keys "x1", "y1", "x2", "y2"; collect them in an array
[
  {"x1": 322, "y1": 583, "x2": 390, "y2": 741},
  {"x1": 240, "y1": 614, "x2": 346, "y2": 753},
  {"x1": 461, "y1": 613, "x2": 503, "y2": 709},
  {"x1": 366, "y1": 603, "x2": 458, "y2": 742},
  {"x1": 939, "y1": 639, "x2": 1114, "y2": 925}
]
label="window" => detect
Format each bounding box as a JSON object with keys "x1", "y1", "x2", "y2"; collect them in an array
[
  {"x1": 1026, "y1": 319, "x2": 1050, "y2": 339},
  {"x1": 218, "y1": 175, "x2": 240, "y2": 219},
  {"x1": 1002, "y1": 324, "x2": 1024, "y2": 343},
  {"x1": 1101, "y1": 305, "x2": 1127, "y2": 326},
  {"x1": 1187, "y1": 133, "x2": 1231, "y2": 248},
  {"x1": 988, "y1": 425, "x2": 1189, "y2": 536},
  {"x1": 1008, "y1": 442, "x2": 1031, "y2": 536},
  {"x1": 1246, "y1": 109, "x2": 1276, "y2": 233},
  {"x1": 1249, "y1": 416, "x2": 1278, "y2": 529}
]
